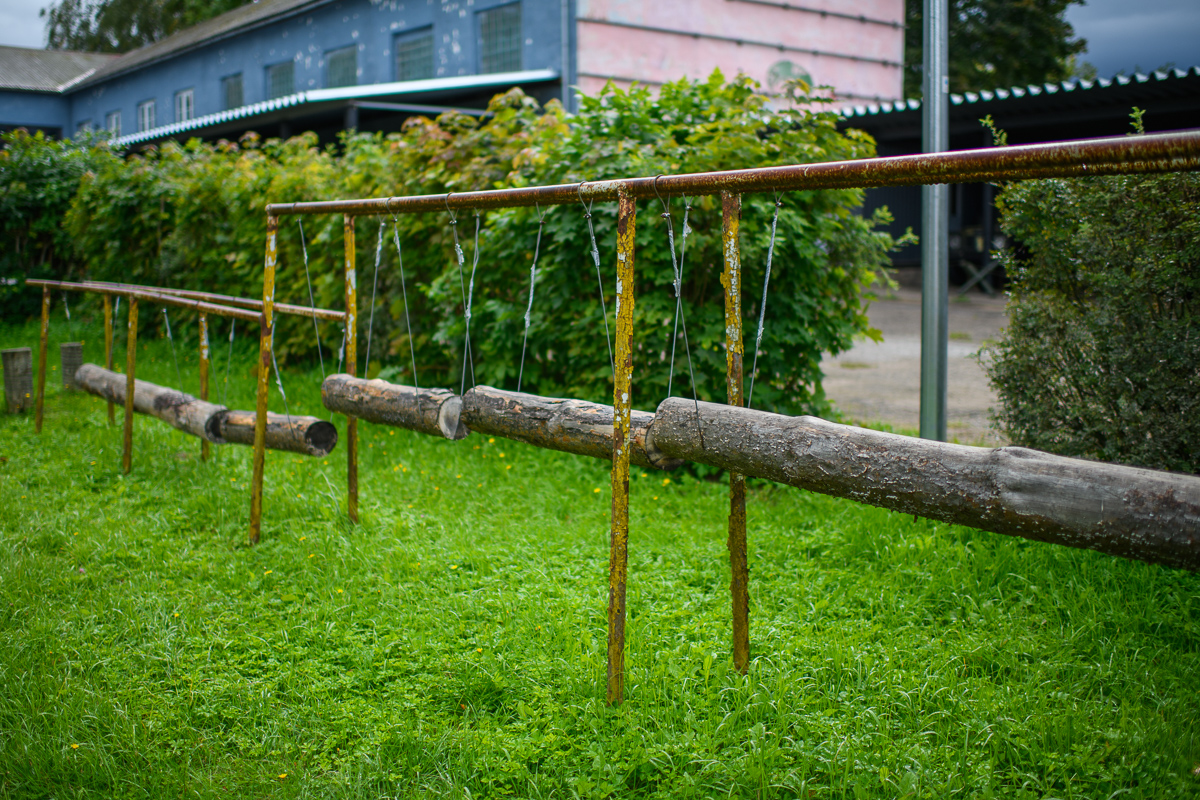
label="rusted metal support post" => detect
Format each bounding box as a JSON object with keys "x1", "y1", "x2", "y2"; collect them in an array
[
  {"x1": 122, "y1": 297, "x2": 138, "y2": 474},
  {"x1": 35, "y1": 286, "x2": 49, "y2": 433},
  {"x1": 607, "y1": 187, "x2": 636, "y2": 705},
  {"x1": 250, "y1": 216, "x2": 278, "y2": 544},
  {"x1": 721, "y1": 191, "x2": 750, "y2": 674},
  {"x1": 199, "y1": 313, "x2": 210, "y2": 462},
  {"x1": 344, "y1": 213, "x2": 359, "y2": 524},
  {"x1": 103, "y1": 294, "x2": 115, "y2": 424}
]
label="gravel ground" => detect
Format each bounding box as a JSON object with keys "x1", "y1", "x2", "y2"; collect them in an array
[{"x1": 820, "y1": 287, "x2": 1010, "y2": 445}]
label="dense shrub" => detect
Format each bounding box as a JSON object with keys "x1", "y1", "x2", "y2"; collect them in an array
[
  {"x1": 37, "y1": 73, "x2": 905, "y2": 414},
  {"x1": 0, "y1": 129, "x2": 119, "y2": 316},
  {"x1": 982, "y1": 169, "x2": 1200, "y2": 473}
]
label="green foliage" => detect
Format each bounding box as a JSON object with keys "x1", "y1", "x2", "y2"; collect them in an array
[
  {"x1": 43, "y1": 0, "x2": 248, "y2": 52},
  {"x1": 0, "y1": 128, "x2": 119, "y2": 316},
  {"x1": 2, "y1": 314, "x2": 1199, "y2": 798},
  {"x1": 904, "y1": 0, "x2": 1087, "y2": 97},
  {"x1": 62, "y1": 74, "x2": 903, "y2": 415},
  {"x1": 982, "y1": 169, "x2": 1200, "y2": 474}
]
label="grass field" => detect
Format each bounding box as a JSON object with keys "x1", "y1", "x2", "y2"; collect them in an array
[{"x1": 1, "y1": 316, "x2": 1199, "y2": 799}]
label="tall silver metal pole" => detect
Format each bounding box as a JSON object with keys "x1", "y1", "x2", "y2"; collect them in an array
[{"x1": 920, "y1": 0, "x2": 949, "y2": 441}]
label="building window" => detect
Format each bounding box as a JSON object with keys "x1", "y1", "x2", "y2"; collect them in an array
[
  {"x1": 395, "y1": 29, "x2": 434, "y2": 82},
  {"x1": 267, "y1": 60, "x2": 294, "y2": 99},
  {"x1": 174, "y1": 88, "x2": 194, "y2": 122},
  {"x1": 479, "y1": 3, "x2": 521, "y2": 74},
  {"x1": 137, "y1": 100, "x2": 155, "y2": 132},
  {"x1": 105, "y1": 110, "x2": 120, "y2": 137},
  {"x1": 222, "y1": 73, "x2": 244, "y2": 109},
  {"x1": 327, "y1": 45, "x2": 357, "y2": 88}
]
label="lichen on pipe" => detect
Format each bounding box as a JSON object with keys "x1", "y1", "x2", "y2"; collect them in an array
[
  {"x1": 646, "y1": 397, "x2": 1200, "y2": 572},
  {"x1": 460, "y1": 385, "x2": 682, "y2": 471},
  {"x1": 321, "y1": 374, "x2": 468, "y2": 440}
]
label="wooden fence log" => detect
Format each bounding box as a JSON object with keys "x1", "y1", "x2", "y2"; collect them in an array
[
  {"x1": 646, "y1": 398, "x2": 1200, "y2": 572},
  {"x1": 461, "y1": 385, "x2": 683, "y2": 471},
  {"x1": 217, "y1": 410, "x2": 338, "y2": 457},
  {"x1": 321, "y1": 374, "x2": 468, "y2": 440},
  {"x1": 76, "y1": 363, "x2": 226, "y2": 442},
  {"x1": 2, "y1": 348, "x2": 34, "y2": 413}
]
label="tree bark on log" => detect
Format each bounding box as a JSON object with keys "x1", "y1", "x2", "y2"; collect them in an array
[
  {"x1": 461, "y1": 385, "x2": 683, "y2": 471},
  {"x1": 76, "y1": 363, "x2": 226, "y2": 442},
  {"x1": 217, "y1": 410, "x2": 338, "y2": 457},
  {"x1": 77, "y1": 363, "x2": 337, "y2": 456},
  {"x1": 321, "y1": 374, "x2": 468, "y2": 440},
  {"x1": 646, "y1": 398, "x2": 1200, "y2": 572}
]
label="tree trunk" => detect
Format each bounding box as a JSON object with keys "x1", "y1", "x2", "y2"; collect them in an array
[
  {"x1": 461, "y1": 385, "x2": 683, "y2": 471},
  {"x1": 217, "y1": 410, "x2": 338, "y2": 457},
  {"x1": 646, "y1": 398, "x2": 1200, "y2": 572},
  {"x1": 76, "y1": 363, "x2": 225, "y2": 442},
  {"x1": 321, "y1": 374, "x2": 468, "y2": 440}
]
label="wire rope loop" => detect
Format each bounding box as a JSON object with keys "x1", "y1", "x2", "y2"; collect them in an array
[
  {"x1": 445, "y1": 192, "x2": 457, "y2": 224},
  {"x1": 652, "y1": 174, "x2": 669, "y2": 215}
]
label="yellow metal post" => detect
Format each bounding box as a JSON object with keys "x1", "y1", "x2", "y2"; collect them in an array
[
  {"x1": 34, "y1": 287, "x2": 49, "y2": 434},
  {"x1": 721, "y1": 190, "x2": 750, "y2": 674},
  {"x1": 607, "y1": 187, "x2": 636, "y2": 705},
  {"x1": 249, "y1": 216, "x2": 278, "y2": 545},
  {"x1": 199, "y1": 312, "x2": 210, "y2": 462},
  {"x1": 103, "y1": 294, "x2": 115, "y2": 424},
  {"x1": 344, "y1": 213, "x2": 359, "y2": 524},
  {"x1": 122, "y1": 297, "x2": 138, "y2": 475}
]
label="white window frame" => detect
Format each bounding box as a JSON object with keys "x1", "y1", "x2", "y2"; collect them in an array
[
  {"x1": 174, "y1": 88, "x2": 194, "y2": 122},
  {"x1": 105, "y1": 110, "x2": 121, "y2": 138},
  {"x1": 137, "y1": 100, "x2": 156, "y2": 133}
]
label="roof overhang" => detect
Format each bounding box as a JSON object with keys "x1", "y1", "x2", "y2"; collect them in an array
[{"x1": 112, "y1": 69, "x2": 559, "y2": 147}]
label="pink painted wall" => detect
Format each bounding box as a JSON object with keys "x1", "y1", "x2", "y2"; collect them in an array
[{"x1": 575, "y1": 0, "x2": 904, "y2": 103}]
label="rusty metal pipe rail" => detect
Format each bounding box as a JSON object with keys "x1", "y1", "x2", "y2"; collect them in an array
[
  {"x1": 82, "y1": 280, "x2": 347, "y2": 322},
  {"x1": 266, "y1": 130, "x2": 1200, "y2": 217},
  {"x1": 26, "y1": 279, "x2": 263, "y2": 324}
]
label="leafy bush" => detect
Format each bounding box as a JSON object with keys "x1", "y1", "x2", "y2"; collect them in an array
[
  {"x1": 0, "y1": 129, "x2": 119, "y2": 316},
  {"x1": 983, "y1": 169, "x2": 1200, "y2": 473},
  {"x1": 56, "y1": 73, "x2": 904, "y2": 414}
]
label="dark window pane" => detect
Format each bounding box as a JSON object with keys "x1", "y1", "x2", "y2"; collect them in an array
[
  {"x1": 267, "y1": 61, "x2": 294, "y2": 100},
  {"x1": 479, "y1": 3, "x2": 521, "y2": 74},
  {"x1": 395, "y1": 32, "x2": 433, "y2": 81},
  {"x1": 223, "y1": 73, "x2": 244, "y2": 109},
  {"x1": 327, "y1": 46, "x2": 357, "y2": 88}
]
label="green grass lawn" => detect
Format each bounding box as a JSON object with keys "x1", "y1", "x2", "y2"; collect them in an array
[{"x1": 2, "y1": 316, "x2": 1199, "y2": 799}]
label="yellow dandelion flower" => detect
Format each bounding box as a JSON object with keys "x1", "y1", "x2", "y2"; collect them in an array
[
  {"x1": 475, "y1": 647, "x2": 482, "y2": 653},
  {"x1": 450, "y1": 565, "x2": 458, "y2": 570},
  {"x1": 300, "y1": 536, "x2": 306, "y2": 541},
  {"x1": 336, "y1": 589, "x2": 343, "y2": 594},
  {"x1": 264, "y1": 570, "x2": 272, "y2": 576},
  {"x1": 488, "y1": 437, "x2": 495, "y2": 443},
  {"x1": 499, "y1": 452, "x2": 505, "y2": 458},
  {"x1": 278, "y1": 773, "x2": 287, "y2": 779},
  {"x1": 593, "y1": 488, "x2": 601, "y2": 493},
  {"x1": 71, "y1": 744, "x2": 79, "y2": 749},
  {"x1": 662, "y1": 477, "x2": 671, "y2": 486},
  {"x1": 308, "y1": 553, "x2": 315, "y2": 558},
  {"x1": 505, "y1": 464, "x2": 512, "y2": 470}
]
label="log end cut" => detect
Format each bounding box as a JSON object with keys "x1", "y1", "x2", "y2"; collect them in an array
[{"x1": 438, "y1": 395, "x2": 469, "y2": 440}]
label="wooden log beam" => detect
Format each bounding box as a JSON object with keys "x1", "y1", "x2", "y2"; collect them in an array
[
  {"x1": 647, "y1": 398, "x2": 1200, "y2": 572},
  {"x1": 76, "y1": 363, "x2": 226, "y2": 442},
  {"x1": 218, "y1": 410, "x2": 338, "y2": 457},
  {"x1": 76, "y1": 363, "x2": 337, "y2": 457},
  {"x1": 321, "y1": 374, "x2": 468, "y2": 440},
  {"x1": 461, "y1": 385, "x2": 682, "y2": 471}
]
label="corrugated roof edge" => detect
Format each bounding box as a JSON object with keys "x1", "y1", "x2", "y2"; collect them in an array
[
  {"x1": 111, "y1": 69, "x2": 559, "y2": 147},
  {"x1": 840, "y1": 66, "x2": 1200, "y2": 120}
]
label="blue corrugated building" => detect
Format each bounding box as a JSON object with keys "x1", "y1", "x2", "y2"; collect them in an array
[{"x1": 1, "y1": 0, "x2": 573, "y2": 145}]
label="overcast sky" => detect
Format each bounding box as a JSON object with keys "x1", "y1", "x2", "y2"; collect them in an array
[{"x1": 0, "y1": 0, "x2": 1197, "y2": 78}]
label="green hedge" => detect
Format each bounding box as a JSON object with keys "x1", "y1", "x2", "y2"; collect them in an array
[
  {"x1": 10, "y1": 73, "x2": 907, "y2": 414},
  {"x1": 983, "y1": 167, "x2": 1200, "y2": 473}
]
